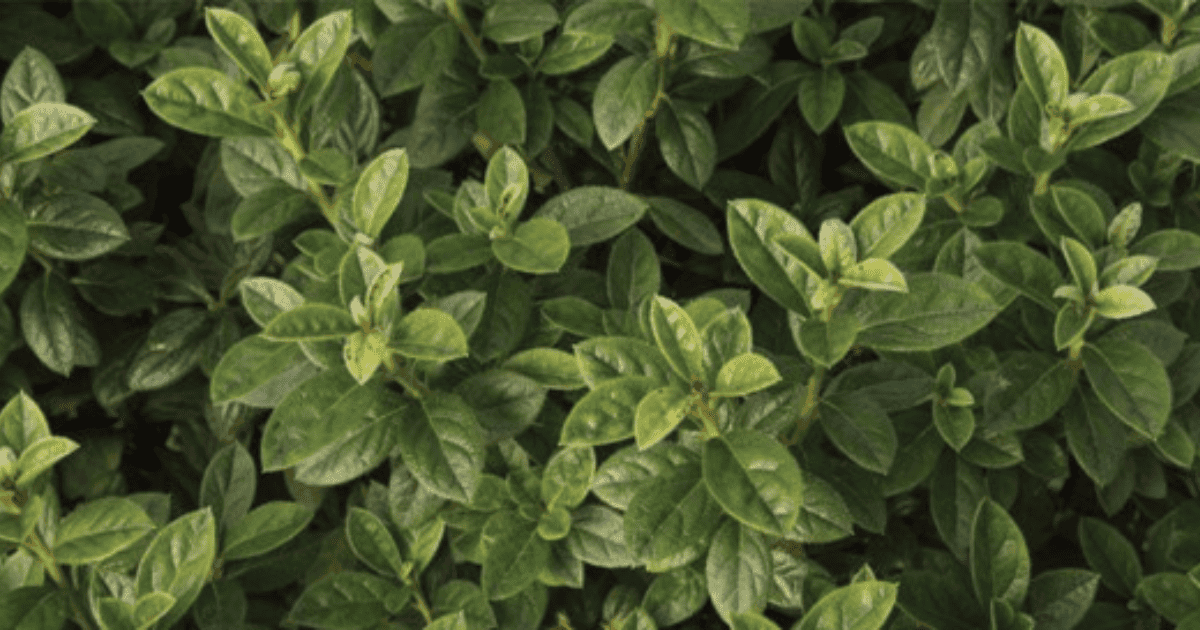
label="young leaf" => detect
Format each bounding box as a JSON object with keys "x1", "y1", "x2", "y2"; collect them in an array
[
  {"x1": 260, "y1": 303, "x2": 358, "y2": 342},
  {"x1": 838, "y1": 258, "x2": 908, "y2": 293},
  {"x1": 345, "y1": 507, "x2": 407, "y2": 579},
  {"x1": 352, "y1": 148, "x2": 409, "y2": 240},
  {"x1": 533, "y1": 186, "x2": 648, "y2": 247},
  {"x1": 1015, "y1": 22, "x2": 1069, "y2": 109},
  {"x1": 634, "y1": 385, "x2": 693, "y2": 451},
  {"x1": 204, "y1": 7, "x2": 273, "y2": 90},
  {"x1": 849, "y1": 192, "x2": 927, "y2": 261},
  {"x1": 1092, "y1": 285, "x2": 1155, "y2": 319},
  {"x1": 649, "y1": 296, "x2": 706, "y2": 384},
  {"x1": 0, "y1": 46, "x2": 66, "y2": 125},
  {"x1": 1060, "y1": 237, "x2": 1098, "y2": 296},
  {"x1": 929, "y1": 0, "x2": 1007, "y2": 95},
  {"x1": 134, "y1": 509, "x2": 218, "y2": 630},
  {"x1": 710, "y1": 353, "x2": 782, "y2": 398},
  {"x1": 727, "y1": 198, "x2": 815, "y2": 316},
  {"x1": 934, "y1": 404, "x2": 975, "y2": 452},
  {"x1": 390, "y1": 308, "x2": 469, "y2": 361},
  {"x1": 342, "y1": 329, "x2": 388, "y2": 385},
  {"x1": 791, "y1": 314, "x2": 860, "y2": 369},
  {"x1": 14, "y1": 435, "x2": 79, "y2": 487},
  {"x1": 560, "y1": 376, "x2": 658, "y2": 446},
  {"x1": 288, "y1": 10, "x2": 354, "y2": 119}
]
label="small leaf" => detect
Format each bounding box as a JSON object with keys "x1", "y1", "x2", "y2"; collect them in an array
[{"x1": 711, "y1": 353, "x2": 782, "y2": 398}]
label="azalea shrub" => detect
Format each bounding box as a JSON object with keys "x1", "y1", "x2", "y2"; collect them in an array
[{"x1": 1, "y1": 0, "x2": 1200, "y2": 628}]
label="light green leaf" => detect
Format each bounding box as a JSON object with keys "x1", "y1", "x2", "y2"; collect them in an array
[
  {"x1": 656, "y1": 99, "x2": 718, "y2": 190},
  {"x1": 727, "y1": 198, "x2": 814, "y2": 316},
  {"x1": 593, "y1": 56, "x2": 657, "y2": 150},
  {"x1": 289, "y1": 10, "x2": 354, "y2": 119},
  {"x1": 839, "y1": 258, "x2": 908, "y2": 292},
  {"x1": 533, "y1": 186, "x2": 648, "y2": 247},
  {"x1": 0, "y1": 102, "x2": 95, "y2": 165},
  {"x1": 204, "y1": 7, "x2": 273, "y2": 90},
  {"x1": 352, "y1": 148, "x2": 409, "y2": 240},
  {"x1": 492, "y1": 218, "x2": 571, "y2": 274},
  {"x1": 843, "y1": 120, "x2": 935, "y2": 190},
  {"x1": 1015, "y1": 22, "x2": 1069, "y2": 109},
  {"x1": 970, "y1": 497, "x2": 1031, "y2": 609},
  {"x1": 849, "y1": 192, "x2": 927, "y2": 261},
  {"x1": 390, "y1": 307, "x2": 469, "y2": 361},
  {"x1": 481, "y1": 510, "x2": 550, "y2": 600},
  {"x1": 794, "y1": 580, "x2": 897, "y2": 630},
  {"x1": 849, "y1": 272, "x2": 1003, "y2": 352},
  {"x1": 345, "y1": 507, "x2": 406, "y2": 579},
  {"x1": 1081, "y1": 337, "x2": 1172, "y2": 439},
  {"x1": 134, "y1": 508, "x2": 217, "y2": 630},
  {"x1": 54, "y1": 497, "x2": 154, "y2": 565},
  {"x1": 634, "y1": 384, "x2": 694, "y2": 451},
  {"x1": 624, "y1": 461, "x2": 724, "y2": 571},
  {"x1": 1092, "y1": 285, "x2": 1155, "y2": 319},
  {"x1": 657, "y1": 0, "x2": 749, "y2": 50},
  {"x1": 141, "y1": 67, "x2": 275, "y2": 138},
  {"x1": 711, "y1": 353, "x2": 781, "y2": 398},
  {"x1": 260, "y1": 303, "x2": 358, "y2": 342},
  {"x1": 14, "y1": 435, "x2": 78, "y2": 487}
]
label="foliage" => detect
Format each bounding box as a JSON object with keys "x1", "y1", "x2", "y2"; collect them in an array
[{"x1": 0, "y1": 0, "x2": 1199, "y2": 628}]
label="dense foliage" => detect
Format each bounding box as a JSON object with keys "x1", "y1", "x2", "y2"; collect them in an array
[{"x1": 1, "y1": 0, "x2": 1200, "y2": 628}]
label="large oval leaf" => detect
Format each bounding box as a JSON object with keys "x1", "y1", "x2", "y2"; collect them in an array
[
  {"x1": 142, "y1": 67, "x2": 275, "y2": 137},
  {"x1": 848, "y1": 272, "x2": 1003, "y2": 352},
  {"x1": 702, "y1": 429, "x2": 804, "y2": 536}
]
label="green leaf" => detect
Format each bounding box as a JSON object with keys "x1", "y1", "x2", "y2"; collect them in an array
[
  {"x1": 561, "y1": 375, "x2": 658, "y2": 446},
  {"x1": 970, "y1": 497, "x2": 1031, "y2": 609},
  {"x1": 220, "y1": 136, "x2": 306, "y2": 198},
  {"x1": 482, "y1": 0, "x2": 558, "y2": 44},
  {"x1": 564, "y1": 504, "x2": 634, "y2": 568},
  {"x1": 390, "y1": 307, "x2": 469, "y2": 362},
  {"x1": 972, "y1": 241, "x2": 1064, "y2": 312},
  {"x1": 222, "y1": 501, "x2": 314, "y2": 561},
  {"x1": 593, "y1": 56, "x2": 657, "y2": 150},
  {"x1": 934, "y1": 404, "x2": 975, "y2": 452},
  {"x1": 563, "y1": 0, "x2": 655, "y2": 37},
  {"x1": 342, "y1": 329, "x2": 388, "y2": 385},
  {"x1": 485, "y1": 145, "x2": 529, "y2": 223},
  {"x1": 209, "y1": 334, "x2": 320, "y2": 406},
  {"x1": 703, "y1": 429, "x2": 804, "y2": 537},
  {"x1": 642, "y1": 564, "x2": 709, "y2": 626},
  {"x1": 699, "y1": 306, "x2": 754, "y2": 384},
  {"x1": 1015, "y1": 22, "x2": 1069, "y2": 109},
  {"x1": 1050, "y1": 186, "x2": 1108, "y2": 251},
  {"x1": 0, "y1": 102, "x2": 95, "y2": 165},
  {"x1": 533, "y1": 186, "x2": 648, "y2": 247},
  {"x1": 980, "y1": 352, "x2": 1074, "y2": 436},
  {"x1": 21, "y1": 272, "x2": 94, "y2": 378},
  {"x1": 345, "y1": 507, "x2": 406, "y2": 579},
  {"x1": 352, "y1": 148, "x2": 409, "y2": 240},
  {"x1": 624, "y1": 461, "x2": 724, "y2": 571},
  {"x1": 537, "y1": 31, "x2": 614, "y2": 75},
  {"x1": 798, "y1": 66, "x2": 844, "y2": 134},
  {"x1": 541, "y1": 445, "x2": 595, "y2": 510},
  {"x1": 1078, "y1": 516, "x2": 1142, "y2": 598},
  {"x1": 818, "y1": 392, "x2": 897, "y2": 475},
  {"x1": 1092, "y1": 285, "x2": 1155, "y2": 319},
  {"x1": 791, "y1": 17, "x2": 831, "y2": 63},
  {"x1": 54, "y1": 496, "x2": 154, "y2": 565},
  {"x1": 134, "y1": 508, "x2": 217, "y2": 630},
  {"x1": 502, "y1": 347, "x2": 586, "y2": 390},
  {"x1": 793, "y1": 472, "x2": 855, "y2": 543},
  {"x1": 794, "y1": 580, "x2": 898, "y2": 630},
  {"x1": 198, "y1": 442, "x2": 255, "y2": 536},
  {"x1": 705, "y1": 519, "x2": 771, "y2": 624},
  {"x1": 1062, "y1": 390, "x2": 1126, "y2": 486},
  {"x1": 792, "y1": 314, "x2": 860, "y2": 369},
  {"x1": 849, "y1": 272, "x2": 1003, "y2": 352},
  {"x1": 260, "y1": 368, "x2": 406, "y2": 472},
  {"x1": 839, "y1": 258, "x2": 908, "y2": 293},
  {"x1": 14, "y1": 435, "x2": 77, "y2": 487},
  {"x1": 372, "y1": 12, "x2": 457, "y2": 98},
  {"x1": 711, "y1": 353, "x2": 781, "y2": 398},
  {"x1": 658, "y1": 0, "x2": 748, "y2": 50},
  {"x1": 481, "y1": 510, "x2": 550, "y2": 600},
  {"x1": 289, "y1": 10, "x2": 354, "y2": 119},
  {"x1": 477, "y1": 78, "x2": 526, "y2": 147},
  {"x1": 1081, "y1": 337, "x2": 1172, "y2": 439},
  {"x1": 204, "y1": 7, "x2": 273, "y2": 90},
  {"x1": 573, "y1": 336, "x2": 673, "y2": 387},
  {"x1": 1069, "y1": 50, "x2": 1173, "y2": 151},
  {"x1": 230, "y1": 184, "x2": 317, "y2": 242},
  {"x1": 929, "y1": 451, "x2": 988, "y2": 563},
  {"x1": 1129, "y1": 228, "x2": 1200, "y2": 271},
  {"x1": 727, "y1": 198, "x2": 814, "y2": 316},
  {"x1": 492, "y1": 218, "x2": 571, "y2": 274},
  {"x1": 425, "y1": 233, "x2": 494, "y2": 273},
  {"x1": 592, "y1": 442, "x2": 696, "y2": 510},
  {"x1": 928, "y1": 0, "x2": 1007, "y2": 94},
  {"x1": 141, "y1": 67, "x2": 275, "y2": 138},
  {"x1": 0, "y1": 199, "x2": 28, "y2": 296},
  {"x1": 656, "y1": 99, "x2": 717, "y2": 190},
  {"x1": 1135, "y1": 572, "x2": 1200, "y2": 625},
  {"x1": 1027, "y1": 569, "x2": 1099, "y2": 630},
  {"x1": 0, "y1": 46, "x2": 66, "y2": 125},
  {"x1": 260, "y1": 303, "x2": 358, "y2": 342},
  {"x1": 634, "y1": 384, "x2": 693, "y2": 451},
  {"x1": 286, "y1": 571, "x2": 407, "y2": 628},
  {"x1": 848, "y1": 192, "x2": 926, "y2": 262},
  {"x1": 25, "y1": 191, "x2": 129, "y2": 261},
  {"x1": 645, "y1": 196, "x2": 723, "y2": 255},
  {"x1": 649, "y1": 295, "x2": 706, "y2": 383},
  {"x1": 395, "y1": 391, "x2": 486, "y2": 503},
  {"x1": 606, "y1": 228, "x2": 660, "y2": 312},
  {"x1": 844, "y1": 121, "x2": 935, "y2": 191}
]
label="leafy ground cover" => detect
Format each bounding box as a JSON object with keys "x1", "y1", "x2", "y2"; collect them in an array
[{"x1": 1, "y1": 0, "x2": 1200, "y2": 628}]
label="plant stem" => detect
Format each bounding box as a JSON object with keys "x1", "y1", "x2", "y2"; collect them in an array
[
  {"x1": 444, "y1": 0, "x2": 487, "y2": 63},
  {"x1": 785, "y1": 366, "x2": 826, "y2": 445},
  {"x1": 619, "y1": 17, "x2": 673, "y2": 191}
]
